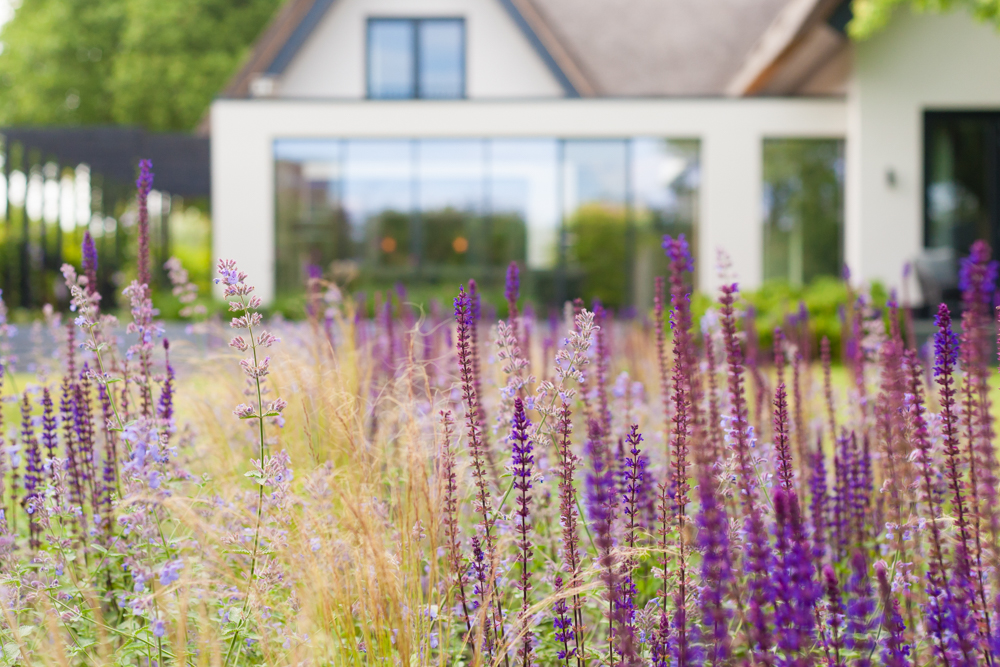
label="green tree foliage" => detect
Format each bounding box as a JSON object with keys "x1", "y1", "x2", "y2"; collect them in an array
[
  {"x1": 850, "y1": 0, "x2": 1000, "y2": 40},
  {"x1": 0, "y1": 0, "x2": 280, "y2": 131}
]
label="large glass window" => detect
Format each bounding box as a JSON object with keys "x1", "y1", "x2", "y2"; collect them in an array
[
  {"x1": 925, "y1": 112, "x2": 1000, "y2": 256},
  {"x1": 367, "y1": 19, "x2": 464, "y2": 100},
  {"x1": 762, "y1": 139, "x2": 844, "y2": 286},
  {"x1": 274, "y1": 138, "x2": 699, "y2": 307}
]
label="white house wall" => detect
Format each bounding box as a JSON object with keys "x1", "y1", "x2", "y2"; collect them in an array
[
  {"x1": 276, "y1": 0, "x2": 565, "y2": 99},
  {"x1": 211, "y1": 97, "x2": 845, "y2": 302},
  {"x1": 848, "y1": 8, "x2": 1000, "y2": 301}
]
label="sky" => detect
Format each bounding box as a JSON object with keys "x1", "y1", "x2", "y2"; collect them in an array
[{"x1": 0, "y1": 0, "x2": 12, "y2": 47}]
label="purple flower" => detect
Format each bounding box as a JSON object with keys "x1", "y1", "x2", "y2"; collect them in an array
[
  {"x1": 40, "y1": 388, "x2": 58, "y2": 468},
  {"x1": 158, "y1": 339, "x2": 175, "y2": 427},
  {"x1": 846, "y1": 550, "x2": 875, "y2": 667},
  {"x1": 874, "y1": 560, "x2": 910, "y2": 667},
  {"x1": 510, "y1": 397, "x2": 535, "y2": 665},
  {"x1": 552, "y1": 576, "x2": 575, "y2": 662},
  {"x1": 504, "y1": 261, "x2": 520, "y2": 307},
  {"x1": 82, "y1": 231, "x2": 99, "y2": 296},
  {"x1": 958, "y1": 239, "x2": 998, "y2": 310},
  {"x1": 136, "y1": 159, "x2": 154, "y2": 287},
  {"x1": 824, "y1": 565, "x2": 846, "y2": 667},
  {"x1": 695, "y1": 460, "x2": 732, "y2": 665}
]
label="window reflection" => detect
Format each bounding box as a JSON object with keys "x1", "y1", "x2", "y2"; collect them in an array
[
  {"x1": 925, "y1": 113, "x2": 999, "y2": 255},
  {"x1": 367, "y1": 19, "x2": 464, "y2": 100},
  {"x1": 343, "y1": 140, "x2": 414, "y2": 267},
  {"x1": 274, "y1": 138, "x2": 700, "y2": 306},
  {"x1": 367, "y1": 20, "x2": 415, "y2": 99},
  {"x1": 418, "y1": 20, "x2": 464, "y2": 99},
  {"x1": 762, "y1": 139, "x2": 844, "y2": 286}
]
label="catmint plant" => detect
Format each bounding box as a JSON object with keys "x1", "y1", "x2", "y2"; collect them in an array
[{"x1": 218, "y1": 258, "x2": 286, "y2": 665}]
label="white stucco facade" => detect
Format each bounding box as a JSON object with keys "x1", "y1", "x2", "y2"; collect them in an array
[
  {"x1": 846, "y1": 8, "x2": 1000, "y2": 295},
  {"x1": 212, "y1": 97, "x2": 845, "y2": 302}
]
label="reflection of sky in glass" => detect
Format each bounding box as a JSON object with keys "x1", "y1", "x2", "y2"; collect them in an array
[
  {"x1": 418, "y1": 140, "x2": 483, "y2": 212},
  {"x1": 274, "y1": 137, "x2": 699, "y2": 271},
  {"x1": 342, "y1": 141, "x2": 413, "y2": 244},
  {"x1": 368, "y1": 21, "x2": 414, "y2": 99},
  {"x1": 563, "y1": 141, "x2": 627, "y2": 212},
  {"x1": 491, "y1": 140, "x2": 559, "y2": 268},
  {"x1": 419, "y1": 20, "x2": 463, "y2": 99},
  {"x1": 631, "y1": 138, "x2": 697, "y2": 213}
]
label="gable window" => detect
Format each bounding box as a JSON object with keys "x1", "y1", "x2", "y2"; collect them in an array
[{"x1": 367, "y1": 18, "x2": 465, "y2": 99}]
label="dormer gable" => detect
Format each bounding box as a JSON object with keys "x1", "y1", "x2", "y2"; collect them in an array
[{"x1": 224, "y1": 0, "x2": 590, "y2": 101}]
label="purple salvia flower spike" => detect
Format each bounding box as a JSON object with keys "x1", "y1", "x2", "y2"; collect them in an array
[
  {"x1": 136, "y1": 159, "x2": 154, "y2": 287},
  {"x1": 510, "y1": 397, "x2": 535, "y2": 666},
  {"x1": 21, "y1": 392, "x2": 42, "y2": 550},
  {"x1": 875, "y1": 560, "x2": 910, "y2": 667},
  {"x1": 82, "y1": 230, "x2": 99, "y2": 297}
]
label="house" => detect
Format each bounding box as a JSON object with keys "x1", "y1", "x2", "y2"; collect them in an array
[{"x1": 210, "y1": 0, "x2": 1000, "y2": 306}]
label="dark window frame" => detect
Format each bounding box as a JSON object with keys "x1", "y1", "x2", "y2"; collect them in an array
[
  {"x1": 366, "y1": 17, "x2": 466, "y2": 100},
  {"x1": 923, "y1": 109, "x2": 1000, "y2": 253}
]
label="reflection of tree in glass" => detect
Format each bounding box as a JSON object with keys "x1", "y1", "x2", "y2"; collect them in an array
[
  {"x1": 763, "y1": 139, "x2": 844, "y2": 286},
  {"x1": 483, "y1": 214, "x2": 526, "y2": 267},
  {"x1": 567, "y1": 203, "x2": 629, "y2": 308},
  {"x1": 422, "y1": 208, "x2": 471, "y2": 265},
  {"x1": 369, "y1": 210, "x2": 411, "y2": 267},
  {"x1": 275, "y1": 161, "x2": 356, "y2": 293}
]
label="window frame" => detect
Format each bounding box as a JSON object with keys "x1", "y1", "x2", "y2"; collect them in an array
[
  {"x1": 922, "y1": 110, "x2": 1000, "y2": 253},
  {"x1": 366, "y1": 17, "x2": 466, "y2": 100}
]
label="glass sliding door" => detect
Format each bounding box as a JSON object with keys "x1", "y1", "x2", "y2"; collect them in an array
[
  {"x1": 274, "y1": 137, "x2": 700, "y2": 306},
  {"x1": 416, "y1": 140, "x2": 485, "y2": 269},
  {"x1": 925, "y1": 111, "x2": 1000, "y2": 256},
  {"x1": 762, "y1": 139, "x2": 845, "y2": 286},
  {"x1": 562, "y1": 140, "x2": 628, "y2": 307}
]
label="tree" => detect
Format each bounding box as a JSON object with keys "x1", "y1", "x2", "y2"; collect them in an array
[
  {"x1": 0, "y1": 0, "x2": 280, "y2": 131},
  {"x1": 850, "y1": 0, "x2": 1000, "y2": 40}
]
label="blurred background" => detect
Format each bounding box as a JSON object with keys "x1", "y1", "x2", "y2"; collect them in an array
[{"x1": 0, "y1": 0, "x2": 998, "y2": 319}]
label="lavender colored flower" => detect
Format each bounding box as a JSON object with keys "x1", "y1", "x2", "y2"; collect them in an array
[
  {"x1": 824, "y1": 565, "x2": 845, "y2": 667},
  {"x1": 552, "y1": 576, "x2": 575, "y2": 663},
  {"x1": 773, "y1": 488, "x2": 819, "y2": 663},
  {"x1": 845, "y1": 550, "x2": 875, "y2": 667},
  {"x1": 934, "y1": 303, "x2": 974, "y2": 581},
  {"x1": 808, "y1": 437, "x2": 828, "y2": 568},
  {"x1": 695, "y1": 459, "x2": 732, "y2": 666},
  {"x1": 40, "y1": 387, "x2": 58, "y2": 468},
  {"x1": 510, "y1": 397, "x2": 535, "y2": 665},
  {"x1": 584, "y1": 418, "x2": 618, "y2": 665},
  {"x1": 158, "y1": 339, "x2": 175, "y2": 428},
  {"x1": 615, "y1": 425, "x2": 644, "y2": 665},
  {"x1": 958, "y1": 239, "x2": 998, "y2": 311},
  {"x1": 82, "y1": 230, "x2": 99, "y2": 296},
  {"x1": 136, "y1": 159, "x2": 154, "y2": 287},
  {"x1": 21, "y1": 393, "x2": 42, "y2": 548},
  {"x1": 874, "y1": 560, "x2": 910, "y2": 667},
  {"x1": 504, "y1": 261, "x2": 520, "y2": 309}
]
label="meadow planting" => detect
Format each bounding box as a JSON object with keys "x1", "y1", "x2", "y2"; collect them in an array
[{"x1": 0, "y1": 162, "x2": 998, "y2": 666}]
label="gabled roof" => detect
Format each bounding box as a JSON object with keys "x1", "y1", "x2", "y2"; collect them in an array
[
  {"x1": 527, "y1": 0, "x2": 791, "y2": 96},
  {"x1": 222, "y1": 0, "x2": 831, "y2": 100},
  {"x1": 222, "y1": 0, "x2": 593, "y2": 98},
  {"x1": 726, "y1": 0, "x2": 850, "y2": 96}
]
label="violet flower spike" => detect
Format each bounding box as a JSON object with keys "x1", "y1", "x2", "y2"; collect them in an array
[
  {"x1": 933, "y1": 304, "x2": 974, "y2": 581},
  {"x1": 510, "y1": 397, "x2": 535, "y2": 666},
  {"x1": 136, "y1": 159, "x2": 154, "y2": 288},
  {"x1": 82, "y1": 230, "x2": 99, "y2": 297}
]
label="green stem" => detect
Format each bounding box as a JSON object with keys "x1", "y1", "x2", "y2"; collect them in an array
[{"x1": 224, "y1": 292, "x2": 268, "y2": 667}]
